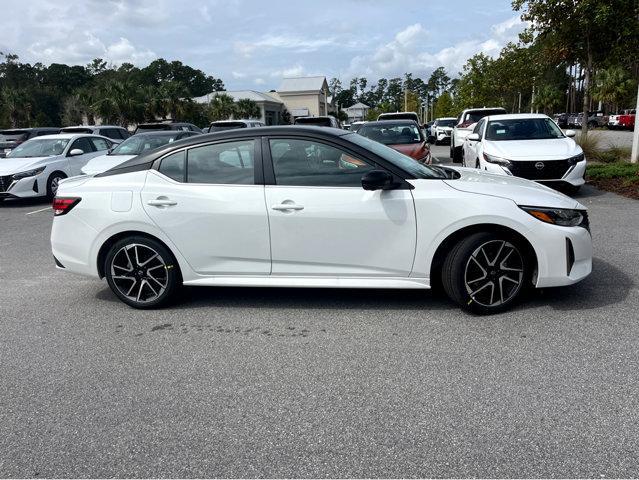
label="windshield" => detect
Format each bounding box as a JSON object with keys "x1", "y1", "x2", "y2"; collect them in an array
[
  {"x1": 358, "y1": 123, "x2": 423, "y2": 145},
  {"x1": 62, "y1": 127, "x2": 93, "y2": 134},
  {"x1": 462, "y1": 109, "x2": 506, "y2": 126},
  {"x1": 111, "y1": 134, "x2": 181, "y2": 155},
  {"x1": 6, "y1": 138, "x2": 69, "y2": 158},
  {"x1": 295, "y1": 118, "x2": 332, "y2": 127},
  {"x1": 347, "y1": 133, "x2": 445, "y2": 179},
  {"x1": 437, "y1": 119, "x2": 456, "y2": 127},
  {"x1": 209, "y1": 122, "x2": 247, "y2": 132},
  {"x1": 485, "y1": 118, "x2": 564, "y2": 141}
]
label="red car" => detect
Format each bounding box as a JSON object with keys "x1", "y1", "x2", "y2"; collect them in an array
[{"x1": 357, "y1": 120, "x2": 431, "y2": 164}]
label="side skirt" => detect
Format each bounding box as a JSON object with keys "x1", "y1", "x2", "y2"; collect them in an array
[{"x1": 183, "y1": 276, "x2": 431, "y2": 289}]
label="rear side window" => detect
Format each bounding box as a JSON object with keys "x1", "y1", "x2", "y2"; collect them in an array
[
  {"x1": 158, "y1": 151, "x2": 186, "y2": 182},
  {"x1": 186, "y1": 140, "x2": 255, "y2": 185},
  {"x1": 91, "y1": 137, "x2": 111, "y2": 151},
  {"x1": 100, "y1": 128, "x2": 121, "y2": 140}
]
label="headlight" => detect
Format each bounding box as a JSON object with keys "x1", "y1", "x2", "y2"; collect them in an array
[
  {"x1": 567, "y1": 152, "x2": 585, "y2": 165},
  {"x1": 483, "y1": 153, "x2": 512, "y2": 167},
  {"x1": 12, "y1": 166, "x2": 45, "y2": 180},
  {"x1": 520, "y1": 206, "x2": 587, "y2": 228}
]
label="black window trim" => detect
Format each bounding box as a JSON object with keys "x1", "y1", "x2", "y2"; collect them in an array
[
  {"x1": 262, "y1": 134, "x2": 412, "y2": 189},
  {"x1": 153, "y1": 136, "x2": 263, "y2": 186}
]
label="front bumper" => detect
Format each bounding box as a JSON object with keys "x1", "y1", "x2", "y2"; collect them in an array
[
  {"x1": 0, "y1": 173, "x2": 46, "y2": 198},
  {"x1": 528, "y1": 223, "x2": 592, "y2": 288},
  {"x1": 483, "y1": 160, "x2": 586, "y2": 187}
]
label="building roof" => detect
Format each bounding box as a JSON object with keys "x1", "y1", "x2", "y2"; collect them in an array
[
  {"x1": 278, "y1": 76, "x2": 328, "y2": 93},
  {"x1": 193, "y1": 90, "x2": 283, "y2": 104},
  {"x1": 345, "y1": 102, "x2": 370, "y2": 110}
]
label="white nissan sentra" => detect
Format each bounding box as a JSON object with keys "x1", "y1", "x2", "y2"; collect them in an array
[
  {"x1": 0, "y1": 133, "x2": 113, "y2": 200},
  {"x1": 462, "y1": 113, "x2": 586, "y2": 194},
  {"x1": 51, "y1": 126, "x2": 592, "y2": 314}
]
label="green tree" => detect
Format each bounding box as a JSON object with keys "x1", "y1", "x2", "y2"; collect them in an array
[
  {"x1": 533, "y1": 84, "x2": 563, "y2": 114},
  {"x1": 513, "y1": 0, "x2": 639, "y2": 135},
  {"x1": 434, "y1": 91, "x2": 456, "y2": 118},
  {"x1": 235, "y1": 98, "x2": 261, "y2": 119},
  {"x1": 592, "y1": 67, "x2": 636, "y2": 113},
  {"x1": 208, "y1": 93, "x2": 236, "y2": 121}
]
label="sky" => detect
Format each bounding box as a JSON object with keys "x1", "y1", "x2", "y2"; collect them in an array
[{"x1": 2, "y1": 0, "x2": 528, "y2": 91}]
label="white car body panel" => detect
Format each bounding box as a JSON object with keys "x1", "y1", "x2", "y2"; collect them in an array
[
  {"x1": 264, "y1": 185, "x2": 416, "y2": 276},
  {"x1": 81, "y1": 154, "x2": 136, "y2": 175}
]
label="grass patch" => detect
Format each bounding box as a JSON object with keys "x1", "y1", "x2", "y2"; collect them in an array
[
  {"x1": 576, "y1": 133, "x2": 632, "y2": 163},
  {"x1": 586, "y1": 162, "x2": 639, "y2": 199}
]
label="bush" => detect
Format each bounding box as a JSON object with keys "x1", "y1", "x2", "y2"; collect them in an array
[
  {"x1": 598, "y1": 145, "x2": 632, "y2": 163},
  {"x1": 586, "y1": 162, "x2": 639, "y2": 180},
  {"x1": 575, "y1": 132, "x2": 604, "y2": 161}
]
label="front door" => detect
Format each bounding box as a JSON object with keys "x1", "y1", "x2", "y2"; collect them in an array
[
  {"x1": 264, "y1": 137, "x2": 417, "y2": 277},
  {"x1": 141, "y1": 138, "x2": 271, "y2": 275}
]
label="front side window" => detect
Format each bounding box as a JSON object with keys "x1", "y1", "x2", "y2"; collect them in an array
[
  {"x1": 269, "y1": 138, "x2": 374, "y2": 187},
  {"x1": 70, "y1": 137, "x2": 95, "y2": 154},
  {"x1": 473, "y1": 119, "x2": 485, "y2": 136},
  {"x1": 187, "y1": 140, "x2": 255, "y2": 185}
]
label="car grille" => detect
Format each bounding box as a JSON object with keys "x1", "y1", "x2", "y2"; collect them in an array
[
  {"x1": 0, "y1": 175, "x2": 13, "y2": 192},
  {"x1": 508, "y1": 159, "x2": 571, "y2": 180}
]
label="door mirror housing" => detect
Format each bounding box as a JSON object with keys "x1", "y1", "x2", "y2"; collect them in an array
[
  {"x1": 467, "y1": 133, "x2": 480, "y2": 142},
  {"x1": 69, "y1": 148, "x2": 84, "y2": 156},
  {"x1": 565, "y1": 129, "x2": 576, "y2": 138},
  {"x1": 362, "y1": 170, "x2": 395, "y2": 191}
]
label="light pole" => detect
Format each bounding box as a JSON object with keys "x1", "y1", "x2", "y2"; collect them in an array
[{"x1": 632, "y1": 83, "x2": 639, "y2": 164}]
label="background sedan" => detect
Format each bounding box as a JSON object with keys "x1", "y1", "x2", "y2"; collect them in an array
[{"x1": 357, "y1": 120, "x2": 431, "y2": 164}]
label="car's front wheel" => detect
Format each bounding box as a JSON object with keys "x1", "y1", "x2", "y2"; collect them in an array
[
  {"x1": 104, "y1": 236, "x2": 181, "y2": 308},
  {"x1": 46, "y1": 172, "x2": 67, "y2": 200},
  {"x1": 442, "y1": 232, "x2": 530, "y2": 314}
]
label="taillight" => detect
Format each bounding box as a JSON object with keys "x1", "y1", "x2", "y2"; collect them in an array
[{"x1": 52, "y1": 197, "x2": 81, "y2": 216}]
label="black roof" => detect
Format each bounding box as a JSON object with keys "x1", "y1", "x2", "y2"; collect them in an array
[{"x1": 101, "y1": 125, "x2": 351, "y2": 174}]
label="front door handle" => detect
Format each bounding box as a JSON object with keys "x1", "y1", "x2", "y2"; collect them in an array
[
  {"x1": 271, "y1": 203, "x2": 304, "y2": 211},
  {"x1": 147, "y1": 198, "x2": 177, "y2": 207}
]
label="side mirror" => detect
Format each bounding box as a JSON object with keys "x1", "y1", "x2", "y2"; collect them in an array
[
  {"x1": 362, "y1": 170, "x2": 394, "y2": 191},
  {"x1": 565, "y1": 129, "x2": 576, "y2": 138},
  {"x1": 69, "y1": 148, "x2": 84, "y2": 156},
  {"x1": 467, "y1": 133, "x2": 480, "y2": 142}
]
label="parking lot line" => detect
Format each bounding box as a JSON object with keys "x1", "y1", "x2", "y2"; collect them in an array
[{"x1": 25, "y1": 206, "x2": 51, "y2": 215}]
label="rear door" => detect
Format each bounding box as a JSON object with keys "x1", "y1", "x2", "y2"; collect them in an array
[
  {"x1": 141, "y1": 138, "x2": 271, "y2": 275},
  {"x1": 263, "y1": 136, "x2": 416, "y2": 277}
]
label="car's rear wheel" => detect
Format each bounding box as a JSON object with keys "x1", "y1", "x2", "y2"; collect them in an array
[
  {"x1": 47, "y1": 172, "x2": 66, "y2": 200},
  {"x1": 104, "y1": 236, "x2": 181, "y2": 308},
  {"x1": 442, "y1": 232, "x2": 529, "y2": 314}
]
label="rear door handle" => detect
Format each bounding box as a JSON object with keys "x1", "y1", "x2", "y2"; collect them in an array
[
  {"x1": 147, "y1": 198, "x2": 177, "y2": 207},
  {"x1": 271, "y1": 203, "x2": 304, "y2": 211}
]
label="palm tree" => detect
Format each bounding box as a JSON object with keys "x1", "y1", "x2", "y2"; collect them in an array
[
  {"x1": 235, "y1": 98, "x2": 261, "y2": 119},
  {"x1": 92, "y1": 80, "x2": 142, "y2": 126},
  {"x1": 140, "y1": 85, "x2": 166, "y2": 121},
  {"x1": 592, "y1": 67, "x2": 635, "y2": 113},
  {"x1": 158, "y1": 81, "x2": 190, "y2": 121},
  {"x1": 0, "y1": 87, "x2": 32, "y2": 127},
  {"x1": 208, "y1": 93, "x2": 236, "y2": 121},
  {"x1": 532, "y1": 84, "x2": 562, "y2": 115}
]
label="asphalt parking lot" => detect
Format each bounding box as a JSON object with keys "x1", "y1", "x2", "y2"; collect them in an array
[{"x1": 1, "y1": 158, "x2": 638, "y2": 477}]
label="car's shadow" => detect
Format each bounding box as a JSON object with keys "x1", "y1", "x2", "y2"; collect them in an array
[
  {"x1": 0, "y1": 197, "x2": 50, "y2": 208},
  {"x1": 95, "y1": 257, "x2": 632, "y2": 314}
]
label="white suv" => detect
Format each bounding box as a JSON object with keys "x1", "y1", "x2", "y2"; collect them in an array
[{"x1": 451, "y1": 108, "x2": 506, "y2": 162}]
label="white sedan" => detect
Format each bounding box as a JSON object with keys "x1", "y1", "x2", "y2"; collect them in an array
[
  {"x1": 0, "y1": 133, "x2": 113, "y2": 200},
  {"x1": 462, "y1": 113, "x2": 586, "y2": 193},
  {"x1": 51, "y1": 126, "x2": 592, "y2": 315}
]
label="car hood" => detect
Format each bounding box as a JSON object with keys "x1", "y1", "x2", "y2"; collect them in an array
[
  {"x1": 389, "y1": 143, "x2": 429, "y2": 160},
  {"x1": 485, "y1": 138, "x2": 580, "y2": 160},
  {"x1": 81, "y1": 154, "x2": 135, "y2": 175},
  {"x1": 443, "y1": 166, "x2": 583, "y2": 210},
  {"x1": 0, "y1": 156, "x2": 55, "y2": 175}
]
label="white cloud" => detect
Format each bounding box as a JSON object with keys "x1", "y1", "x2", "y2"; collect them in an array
[
  {"x1": 346, "y1": 16, "x2": 527, "y2": 79},
  {"x1": 232, "y1": 71, "x2": 247, "y2": 79},
  {"x1": 254, "y1": 78, "x2": 265, "y2": 85}
]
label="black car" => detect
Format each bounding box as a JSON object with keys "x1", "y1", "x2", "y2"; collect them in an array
[
  {"x1": 0, "y1": 127, "x2": 61, "y2": 157},
  {"x1": 134, "y1": 122, "x2": 202, "y2": 134}
]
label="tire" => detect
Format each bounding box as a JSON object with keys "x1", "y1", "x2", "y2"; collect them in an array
[
  {"x1": 46, "y1": 172, "x2": 67, "y2": 200},
  {"x1": 104, "y1": 236, "x2": 181, "y2": 309},
  {"x1": 441, "y1": 232, "x2": 530, "y2": 315},
  {"x1": 452, "y1": 145, "x2": 463, "y2": 163},
  {"x1": 475, "y1": 159, "x2": 480, "y2": 169}
]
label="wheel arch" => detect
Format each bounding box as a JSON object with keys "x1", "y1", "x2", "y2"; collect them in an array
[
  {"x1": 429, "y1": 223, "x2": 538, "y2": 287},
  {"x1": 96, "y1": 230, "x2": 182, "y2": 279}
]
